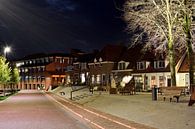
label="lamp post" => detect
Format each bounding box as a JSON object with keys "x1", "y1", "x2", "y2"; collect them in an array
[{"x1": 4, "y1": 46, "x2": 11, "y2": 59}]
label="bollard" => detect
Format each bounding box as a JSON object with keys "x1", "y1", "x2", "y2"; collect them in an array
[{"x1": 152, "y1": 85, "x2": 158, "y2": 101}]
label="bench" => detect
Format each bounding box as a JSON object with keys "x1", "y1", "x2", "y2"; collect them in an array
[
  {"x1": 119, "y1": 79, "x2": 135, "y2": 95},
  {"x1": 119, "y1": 86, "x2": 135, "y2": 95},
  {"x1": 160, "y1": 87, "x2": 187, "y2": 102}
]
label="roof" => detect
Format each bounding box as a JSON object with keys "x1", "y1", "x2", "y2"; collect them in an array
[
  {"x1": 95, "y1": 44, "x2": 126, "y2": 62},
  {"x1": 75, "y1": 53, "x2": 97, "y2": 63},
  {"x1": 16, "y1": 52, "x2": 70, "y2": 61},
  {"x1": 120, "y1": 43, "x2": 144, "y2": 62},
  {"x1": 70, "y1": 49, "x2": 85, "y2": 57},
  {"x1": 178, "y1": 53, "x2": 195, "y2": 73}
]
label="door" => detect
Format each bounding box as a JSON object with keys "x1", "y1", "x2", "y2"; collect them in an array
[{"x1": 167, "y1": 79, "x2": 171, "y2": 87}]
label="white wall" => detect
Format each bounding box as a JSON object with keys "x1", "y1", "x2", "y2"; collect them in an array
[
  {"x1": 176, "y1": 73, "x2": 189, "y2": 87},
  {"x1": 133, "y1": 72, "x2": 189, "y2": 88},
  {"x1": 133, "y1": 72, "x2": 170, "y2": 88}
]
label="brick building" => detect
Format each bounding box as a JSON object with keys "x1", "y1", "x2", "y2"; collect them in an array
[
  {"x1": 15, "y1": 53, "x2": 72, "y2": 90},
  {"x1": 72, "y1": 52, "x2": 97, "y2": 85},
  {"x1": 88, "y1": 44, "x2": 126, "y2": 90}
]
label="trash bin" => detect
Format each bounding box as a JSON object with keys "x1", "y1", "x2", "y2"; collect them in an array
[{"x1": 152, "y1": 85, "x2": 158, "y2": 101}]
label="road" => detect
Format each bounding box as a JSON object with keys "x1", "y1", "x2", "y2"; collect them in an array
[{"x1": 0, "y1": 90, "x2": 93, "y2": 129}]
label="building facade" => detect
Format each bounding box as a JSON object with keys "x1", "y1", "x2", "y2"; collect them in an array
[
  {"x1": 15, "y1": 53, "x2": 72, "y2": 90},
  {"x1": 88, "y1": 44, "x2": 126, "y2": 90}
]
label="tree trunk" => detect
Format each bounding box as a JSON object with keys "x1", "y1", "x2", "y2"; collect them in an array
[
  {"x1": 185, "y1": 19, "x2": 194, "y2": 92},
  {"x1": 168, "y1": 42, "x2": 176, "y2": 86},
  {"x1": 184, "y1": 0, "x2": 195, "y2": 92},
  {"x1": 167, "y1": 24, "x2": 176, "y2": 86},
  {"x1": 166, "y1": 0, "x2": 176, "y2": 86}
]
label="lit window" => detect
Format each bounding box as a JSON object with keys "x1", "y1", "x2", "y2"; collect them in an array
[
  {"x1": 92, "y1": 75, "x2": 95, "y2": 84},
  {"x1": 96, "y1": 75, "x2": 101, "y2": 84},
  {"x1": 25, "y1": 68, "x2": 28, "y2": 73},
  {"x1": 80, "y1": 74, "x2": 86, "y2": 83},
  {"x1": 151, "y1": 76, "x2": 156, "y2": 86},
  {"x1": 159, "y1": 76, "x2": 165, "y2": 87}
]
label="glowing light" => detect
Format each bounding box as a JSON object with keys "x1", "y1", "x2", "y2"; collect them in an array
[
  {"x1": 122, "y1": 76, "x2": 133, "y2": 84},
  {"x1": 81, "y1": 74, "x2": 85, "y2": 83},
  {"x1": 4, "y1": 46, "x2": 11, "y2": 54}
]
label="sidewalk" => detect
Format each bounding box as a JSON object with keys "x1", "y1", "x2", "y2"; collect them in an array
[
  {"x1": 48, "y1": 92, "x2": 154, "y2": 129},
  {"x1": 0, "y1": 90, "x2": 93, "y2": 129},
  {"x1": 53, "y1": 87, "x2": 195, "y2": 129}
]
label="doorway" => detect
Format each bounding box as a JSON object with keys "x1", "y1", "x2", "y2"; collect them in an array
[{"x1": 167, "y1": 78, "x2": 171, "y2": 87}]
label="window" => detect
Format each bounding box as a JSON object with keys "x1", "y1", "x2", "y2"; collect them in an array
[
  {"x1": 91, "y1": 75, "x2": 95, "y2": 84},
  {"x1": 158, "y1": 61, "x2": 165, "y2": 68},
  {"x1": 81, "y1": 63, "x2": 87, "y2": 69},
  {"x1": 80, "y1": 74, "x2": 86, "y2": 83},
  {"x1": 154, "y1": 61, "x2": 157, "y2": 69},
  {"x1": 118, "y1": 62, "x2": 126, "y2": 70},
  {"x1": 159, "y1": 76, "x2": 165, "y2": 87},
  {"x1": 41, "y1": 76, "x2": 45, "y2": 82},
  {"x1": 96, "y1": 75, "x2": 101, "y2": 84},
  {"x1": 74, "y1": 64, "x2": 80, "y2": 69},
  {"x1": 137, "y1": 62, "x2": 145, "y2": 70},
  {"x1": 62, "y1": 58, "x2": 65, "y2": 63},
  {"x1": 40, "y1": 67, "x2": 45, "y2": 72},
  {"x1": 154, "y1": 60, "x2": 165, "y2": 69},
  {"x1": 49, "y1": 57, "x2": 53, "y2": 62},
  {"x1": 45, "y1": 57, "x2": 49, "y2": 63},
  {"x1": 102, "y1": 74, "x2": 106, "y2": 85},
  {"x1": 25, "y1": 68, "x2": 28, "y2": 73},
  {"x1": 151, "y1": 76, "x2": 156, "y2": 86}
]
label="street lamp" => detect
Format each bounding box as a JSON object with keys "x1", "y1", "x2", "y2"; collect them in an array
[{"x1": 4, "y1": 46, "x2": 11, "y2": 58}]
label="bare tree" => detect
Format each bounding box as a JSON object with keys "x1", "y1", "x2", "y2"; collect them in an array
[
  {"x1": 183, "y1": 0, "x2": 195, "y2": 91},
  {"x1": 123, "y1": 0, "x2": 194, "y2": 86}
]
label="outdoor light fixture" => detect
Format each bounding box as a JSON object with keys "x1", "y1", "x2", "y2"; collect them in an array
[{"x1": 4, "y1": 46, "x2": 11, "y2": 58}]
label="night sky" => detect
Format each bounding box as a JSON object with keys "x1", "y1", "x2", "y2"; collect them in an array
[{"x1": 0, "y1": 0, "x2": 128, "y2": 59}]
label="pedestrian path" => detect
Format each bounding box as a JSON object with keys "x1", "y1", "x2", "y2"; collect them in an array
[
  {"x1": 47, "y1": 92, "x2": 154, "y2": 129},
  {"x1": 0, "y1": 90, "x2": 93, "y2": 129},
  {"x1": 76, "y1": 93, "x2": 195, "y2": 129}
]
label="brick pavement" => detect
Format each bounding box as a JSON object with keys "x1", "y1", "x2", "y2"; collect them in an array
[
  {"x1": 0, "y1": 90, "x2": 93, "y2": 129},
  {"x1": 47, "y1": 92, "x2": 155, "y2": 129}
]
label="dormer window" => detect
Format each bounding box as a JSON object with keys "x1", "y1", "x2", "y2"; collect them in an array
[
  {"x1": 154, "y1": 60, "x2": 165, "y2": 69},
  {"x1": 137, "y1": 61, "x2": 145, "y2": 70},
  {"x1": 118, "y1": 62, "x2": 126, "y2": 70}
]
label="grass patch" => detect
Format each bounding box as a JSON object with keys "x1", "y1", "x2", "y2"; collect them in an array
[{"x1": 0, "y1": 96, "x2": 9, "y2": 101}]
